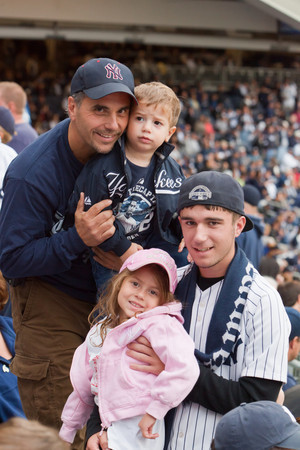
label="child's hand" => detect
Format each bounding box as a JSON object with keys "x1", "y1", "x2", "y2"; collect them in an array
[
  {"x1": 85, "y1": 432, "x2": 101, "y2": 450},
  {"x1": 178, "y1": 238, "x2": 193, "y2": 262},
  {"x1": 120, "y1": 242, "x2": 143, "y2": 263},
  {"x1": 178, "y1": 238, "x2": 185, "y2": 253},
  {"x1": 99, "y1": 430, "x2": 110, "y2": 450},
  {"x1": 92, "y1": 247, "x2": 122, "y2": 271},
  {"x1": 138, "y1": 413, "x2": 159, "y2": 439}
]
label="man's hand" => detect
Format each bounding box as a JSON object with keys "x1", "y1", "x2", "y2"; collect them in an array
[
  {"x1": 75, "y1": 193, "x2": 115, "y2": 247},
  {"x1": 127, "y1": 336, "x2": 165, "y2": 375},
  {"x1": 139, "y1": 413, "x2": 159, "y2": 439}
]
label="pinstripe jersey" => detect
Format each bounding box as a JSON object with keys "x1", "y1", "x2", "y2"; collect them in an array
[{"x1": 167, "y1": 271, "x2": 290, "y2": 450}]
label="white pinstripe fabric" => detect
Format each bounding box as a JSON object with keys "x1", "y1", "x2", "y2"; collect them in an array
[{"x1": 167, "y1": 272, "x2": 290, "y2": 450}]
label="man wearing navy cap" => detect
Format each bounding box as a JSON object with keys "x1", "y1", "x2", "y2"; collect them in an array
[{"x1": 0, "y1": 58, "x2": 136, "y2": 448}]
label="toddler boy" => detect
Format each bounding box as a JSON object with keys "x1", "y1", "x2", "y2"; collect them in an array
[{"x1": 67, "y1": 82, "x2": 188, "y2": 291}]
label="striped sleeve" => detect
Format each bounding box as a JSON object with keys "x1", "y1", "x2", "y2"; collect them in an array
[{"x1": 241, "y1": 276, "x2": 290, "y2": 382}]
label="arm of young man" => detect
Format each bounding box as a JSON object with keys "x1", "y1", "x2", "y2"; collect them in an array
[
  {"x1": 126, "y1": 345, "x2": 283, "y2": 413},
  {"x1": 185, "y1": 368, "x2": 282, "y2": 414},
  {"x1": 129, "y1": 287, "x2": 289, "y2": 413}
]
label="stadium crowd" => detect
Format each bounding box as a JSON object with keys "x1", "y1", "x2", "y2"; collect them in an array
[
  {"x1": 0, "y1": 43, "x2": 299, "y2": 449},
  {"x1": 1, "y1": 42, "x2": 299, "y2": 279}
]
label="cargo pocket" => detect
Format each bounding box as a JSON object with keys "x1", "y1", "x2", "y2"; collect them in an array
[{"x1": 10, "y1": 354, "x2": 50, "y2": 380}]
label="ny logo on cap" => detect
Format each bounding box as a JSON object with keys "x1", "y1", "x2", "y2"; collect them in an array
[
  {"x1": 189, "y1": 185, "x2": 212, "y2": 201},
  {"x1": 105, "y1": 63, "x2": 123, "y2": 80}
]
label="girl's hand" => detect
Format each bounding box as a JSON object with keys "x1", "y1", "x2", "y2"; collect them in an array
[
  {"x1": 86, "y1": 431, "x2": 110, "y2": 450},
  {"x1": 99, "y1": 430, "x2": 110, "y2": 450},
  {"x1": 127, "y1": 336, "x2": 165, "y2": 375},
  {"x1": 138, "y1": 413, "x2": 159, "y2": 439},
  {"x1": 86, "y1": 432, "x2": 101, "y2": 450}
]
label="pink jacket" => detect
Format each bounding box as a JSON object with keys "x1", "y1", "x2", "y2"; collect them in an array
[{"x1": 59, "y1": 302, "x2": 199, "y2": 444}]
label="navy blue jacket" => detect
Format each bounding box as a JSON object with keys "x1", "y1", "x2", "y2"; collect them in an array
[
  {"x1": 236, "y1": 214, "x2": 265, "y2": 269},
  {"x1": 67, "y1": 137, "x2": 185, "y2": 257},
  {"x1": 0, "y1": 119, "x2": 97, "y2": 303}
]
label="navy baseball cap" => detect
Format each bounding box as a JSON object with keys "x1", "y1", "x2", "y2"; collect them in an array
[
  {"x1": 214, "y1": 401, "x2": 300, "y2": 450},
  {"x1": 177, "y1": 171, "x2": 253, "y2": 232},
  {"x1": 70, "y1": 58, "x2": 137, "y2": 102},
  {"x1": 0, "y1": 106, "x2": 15, "y2": 136},
  {"x1": 243, "y1": 184, "x2": 261, "y2": 206},
  {"x1": 285, "y1": 307, "x2": 300, "y2": 341}
]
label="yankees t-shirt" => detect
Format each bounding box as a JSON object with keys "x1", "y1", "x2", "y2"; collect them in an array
[{"x1": 114, "y1": 158, "x2": 156, "y2": 245}]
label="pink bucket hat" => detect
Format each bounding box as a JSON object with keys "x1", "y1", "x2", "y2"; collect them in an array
[{"x1": 119, "y1": 248, "x2": 178, "y2": 293}]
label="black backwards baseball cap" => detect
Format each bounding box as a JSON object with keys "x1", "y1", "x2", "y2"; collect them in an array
[
  {"x1": 177, "y1": 171, "x2": 253, "y2": 232},
  {"x1": 0, "y1": 106, "x2": 15, "y2": 136},
  {"x1": 70, "y1": 58, "x2": 137, "y2": 102}
]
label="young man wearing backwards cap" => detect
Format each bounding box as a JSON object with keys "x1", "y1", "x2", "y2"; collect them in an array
[
  {"x1": 0, "y1": 58, "x2": 137, "y2": 448},
  {"x1": 85, "y1": 170, "x2": 291, "y2": 450},
  {"x1": 164, "y1": 170, "x2": 290, "y2": 450},
  {"x1": 211, "y1": 400, "x2": 300, "y2": 450}
]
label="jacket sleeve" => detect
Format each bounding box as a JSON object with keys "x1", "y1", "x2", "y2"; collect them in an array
[
  {"x1": 69, "y1": 159, "x2": 132, "y2": 257},
  {"x1": 0, "y1": 178, "x2": 87, "y2": 279},
  {"x1": 59, "y1": 339, "x2": 95, "y2": 444},
  {"x1": 142, "y1": 316, "x2": 200, "y2": 420}
]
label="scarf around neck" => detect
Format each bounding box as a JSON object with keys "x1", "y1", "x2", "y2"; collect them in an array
[{"x1": 176, "y1": 245, "x2": 255, "y2": 370}]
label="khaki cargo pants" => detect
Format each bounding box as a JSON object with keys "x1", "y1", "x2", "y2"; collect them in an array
[{"x1": 10, "y1": 278, "x2": 95, "y2": 450}]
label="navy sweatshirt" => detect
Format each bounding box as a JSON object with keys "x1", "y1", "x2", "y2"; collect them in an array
[{"x1": 0, "y1": 119, "x2": 97, "y2": 303}]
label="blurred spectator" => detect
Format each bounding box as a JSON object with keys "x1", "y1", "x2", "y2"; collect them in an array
[
  {"x1": 0, "y1": 417, "x2": 68, "y2": 449},
  {"x1": 0, "y1": 270, "x2": 25, "y2": 421},
  {"x1": 283, "y1": 307, "x2": 300, "y2": 392},
  {"x1": 284, "y1": 385, "x2": 300, "y2": 420},
  {"x1": 258, "y1": 256, "x2": 282, "y2": 288},
  {"x1": 0, "y1": 106, "x2": 18, "y2": 209},
  {"x1": 278, "y1": 281, "x2": 300, "y2": 311},
  {"x1": 281, "y1": 78, "x2": 298, "y2": 115},
  {"x1": 0, "y1": 82, "x2": 38, "y2": 153},
  {"x1": 236, "y1": 184, "x2": 265, "y2": 269},
  {"x1": 211, "y1": 401, "x2": 300, "y2": 450}
]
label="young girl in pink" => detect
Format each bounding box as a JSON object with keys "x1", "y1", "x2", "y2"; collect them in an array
[{"x1": 59, "y1": 248, "x2": 199, "y2": 450}]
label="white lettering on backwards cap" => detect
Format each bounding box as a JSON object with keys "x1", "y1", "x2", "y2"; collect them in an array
[{"x1": 189, "y1": 185, "x2": 212, "y2": 201}]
